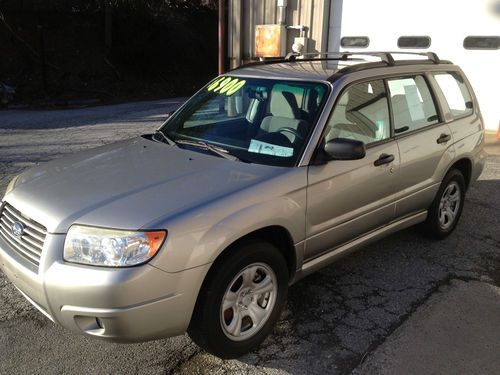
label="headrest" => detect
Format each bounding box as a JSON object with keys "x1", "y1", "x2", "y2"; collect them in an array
[
  {"x1": 346, "y1": 85, "x2": 375, "y2": 112},
  {"x1": 270, "y1": 89, "x2": 300, "y2": 119}
]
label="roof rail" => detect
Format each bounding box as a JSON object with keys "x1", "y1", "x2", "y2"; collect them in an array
[
  {"x1": 233, "y1": 53, "x2": 353, "y2": 71},
  {"x1": 233, "y1": 51, "x2": 443, "y2": 72},
  {"x1": 286, "y1": 51, "x2": 441, "y2": 65}
]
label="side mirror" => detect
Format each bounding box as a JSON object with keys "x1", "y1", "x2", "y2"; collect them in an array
[{"x1": 323, "y1": 138, "x2": 366, "y2": 161}]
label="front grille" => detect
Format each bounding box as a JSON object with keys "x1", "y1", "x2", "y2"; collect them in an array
[{"x1": 0, "y1": 203, "x2": 47, "y2": 271}]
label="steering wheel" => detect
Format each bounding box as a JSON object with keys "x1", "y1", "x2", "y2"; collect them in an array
[{"x1": 276, "y1": 127, "x2": 303, "y2": 140}]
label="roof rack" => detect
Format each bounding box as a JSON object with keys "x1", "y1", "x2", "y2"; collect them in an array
[
  {"x1": 285, "y1": 51, "x2": 441, "y2": 65},
  {"x1": 232, "y1": 51, "x2": 445, "y2": 75}
]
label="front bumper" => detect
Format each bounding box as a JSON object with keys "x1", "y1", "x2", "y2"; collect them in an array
[{"x1": 0, "y1": 232, "x2": 210, "y2": 342}]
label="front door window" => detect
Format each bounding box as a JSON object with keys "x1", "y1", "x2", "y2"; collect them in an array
[{"x1": 325, "y1": 80, "x2": 391, "y2": 145}]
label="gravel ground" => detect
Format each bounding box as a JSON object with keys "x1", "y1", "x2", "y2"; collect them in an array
[{"x1": 0, "y1": 101, "x2": 499, "y2": 375}]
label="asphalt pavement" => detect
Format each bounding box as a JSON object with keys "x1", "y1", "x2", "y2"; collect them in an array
[
  {"x1": 0, "y1": 101, "x2": 499, "y2": 375},
  {"x1": 355, "y1": 280, "x2": 500, "y2": 375}
]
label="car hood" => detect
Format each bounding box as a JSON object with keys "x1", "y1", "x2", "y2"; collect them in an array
[{"x1": 6, "y1": 137, "x2": 286, "y2": 233}]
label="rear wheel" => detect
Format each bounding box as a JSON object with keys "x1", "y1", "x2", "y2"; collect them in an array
[
  {"x1": 424, "y1": 169, "x2": 465, "y2": 239},
  {"x1": 188, "y1": 240, "x2": 288, "y2": 359}
]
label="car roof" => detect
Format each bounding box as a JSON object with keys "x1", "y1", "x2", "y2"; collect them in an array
[
  {"x1": 228, "y1": 52, "x2": 453, "y2": 83},
  {"x1": 230, "y1": 60, "x2": 349, "y2": 81}
]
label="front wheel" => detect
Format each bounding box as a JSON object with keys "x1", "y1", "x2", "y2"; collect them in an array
[
  {"x1": 188, "y1": 240, "x2": 288, "y2": 359},
  {"x1": 424, "y1": 169, "x2": 466, "y2": 239}
]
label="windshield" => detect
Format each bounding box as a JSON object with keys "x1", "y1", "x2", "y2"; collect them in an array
[{"x1": 160, "y1": 76, "x2": 329, "y2": 167}]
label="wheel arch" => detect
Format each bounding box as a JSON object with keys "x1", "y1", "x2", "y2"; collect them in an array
[
  {"x1": 448, "y1": 157, "x2": 472, "y2": 190},
  {"x1": 206, "y1": 225, "x2": 297, "y2": 284},
  {"x1": 187, "y1": 226, "x2": 294, "y2": 357}
]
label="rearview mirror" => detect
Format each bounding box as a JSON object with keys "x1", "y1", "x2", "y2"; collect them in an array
[{"x1": 323, "y1": 138, "x2": 366, "y2": 161}]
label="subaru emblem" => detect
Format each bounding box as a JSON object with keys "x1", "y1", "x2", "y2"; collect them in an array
[{"x1": 11, "y1": 222, "x2": 25, "y2": 237}]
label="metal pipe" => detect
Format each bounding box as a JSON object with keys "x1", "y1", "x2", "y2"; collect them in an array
[
  {"x1": 277, "y1": 0, "x2": 287, "y2": 25},
  {"x1": 218, "y1": 0, "x2": 226, "y2": 75}
]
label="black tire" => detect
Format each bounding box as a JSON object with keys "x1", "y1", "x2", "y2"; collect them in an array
[
  {"x1": 424, "y1": 169, "x2": 466, "y2": 239},
  {"x1": 187, "y1": 240, "x2": 288, "y2": 359}
]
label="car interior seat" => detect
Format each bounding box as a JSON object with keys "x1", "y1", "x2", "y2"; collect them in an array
[
  {"x1": 327, "y1": 84, "x2": 376, "y2": 143},
  {"x1": 391, "y1": 94, "x2": 413, "y2": 132},
  {"x1": 259, "y1": 87, "x2": 309, "y2": 144}
]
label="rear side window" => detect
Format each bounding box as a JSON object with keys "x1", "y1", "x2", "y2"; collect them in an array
[
  {"x1": 325, "y1": 80, "x2": 390, "y2": 145},
  {"x1": 434, "y1": 72, "x2": 473, "y2": 118},
  {"x1": 387, "y1": 76, "x2": 439, "y2": 134}
]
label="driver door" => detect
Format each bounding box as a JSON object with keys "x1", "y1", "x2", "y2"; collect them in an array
[{"x1": 305, "y1": 79, "x2": 399, "y2": 260}]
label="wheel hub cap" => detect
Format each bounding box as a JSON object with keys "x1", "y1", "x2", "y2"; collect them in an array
[
  {"x1": 220, "y1": 263, "x2": 278, "y2": 341},
  {"x1": 438, "y1": 181, "x2": 461, "y2": 230}
]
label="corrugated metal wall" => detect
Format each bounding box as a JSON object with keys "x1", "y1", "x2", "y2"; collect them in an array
[{"x1": 228, "y1": 0, "x2": 331, "y2": 68}]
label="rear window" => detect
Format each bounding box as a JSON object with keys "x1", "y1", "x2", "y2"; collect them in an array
[{"x1": 434, "y1": 72, "x2": 473, "y2": 118}]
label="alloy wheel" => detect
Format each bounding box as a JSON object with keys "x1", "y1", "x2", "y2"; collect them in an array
[{"x1": 220, "y1": 262, "x2": 277, "y2": 341}]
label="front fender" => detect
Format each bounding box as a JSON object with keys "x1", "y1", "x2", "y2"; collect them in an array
[{"x1": 150, "y1": 190, "x2": 306, "y2": 273}]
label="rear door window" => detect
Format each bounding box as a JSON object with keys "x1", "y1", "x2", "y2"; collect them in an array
[
  {"x1": 387, "y1": 76, "x2": 439, "y2": 134},
  {"x1": 434, "y1": 72, "x2": 473, "y2": 118}
]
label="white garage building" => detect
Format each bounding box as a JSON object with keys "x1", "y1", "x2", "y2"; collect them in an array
[{"x1": 227, "y1": 0, "x2": 500, "y2": 132}]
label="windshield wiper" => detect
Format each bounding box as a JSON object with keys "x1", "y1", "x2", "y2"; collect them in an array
[
  {"x1": 154, "y1": 130, "x2": 177, "y2": 147},
  {"x1": 176, "y1": 139, "x2": 241, "y2": 162}
]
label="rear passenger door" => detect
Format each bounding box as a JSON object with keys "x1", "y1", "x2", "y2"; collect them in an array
[
  {"x1": 305, "y1": 79, "x2": 399, "y2": 260},
  {"x1": 388, "y1": 75, "x2": 453, "y2": 219}
]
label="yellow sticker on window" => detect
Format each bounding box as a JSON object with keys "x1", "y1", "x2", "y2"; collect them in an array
[
  {"x1": 207, "y1": 77, "x2": 225, "y2": 91},
  {"x1": 207, "y1": 77, "x2": 246, "y2": 96},
  {"x1": 225, "y1": 80, "x2": 246, "y2": 95}
]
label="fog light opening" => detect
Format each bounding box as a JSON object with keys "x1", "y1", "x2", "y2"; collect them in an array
[{"x1": 74, "y1": 315, "x2": 105, "y2": 335}]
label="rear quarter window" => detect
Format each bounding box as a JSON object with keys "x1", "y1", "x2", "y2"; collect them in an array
[{"x1": 434, "y1": 72, "x2": 473, "y2": 118}]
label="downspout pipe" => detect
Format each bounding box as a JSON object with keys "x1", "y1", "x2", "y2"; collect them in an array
[{"x1": 277, "y1": 0, "x2": 287, "y2": 25}]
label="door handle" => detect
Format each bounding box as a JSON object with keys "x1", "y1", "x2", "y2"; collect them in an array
[
  {"x1": 436, "y1": 133, "x2": 451, "y2": 144},
  {"x1": 374, "y1": 153, "x2": 395, "y2": 166}
]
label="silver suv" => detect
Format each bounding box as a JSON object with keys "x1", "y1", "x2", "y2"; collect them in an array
[{"x1": 0, "y1": 52, "x2": 487, "y2": 358}]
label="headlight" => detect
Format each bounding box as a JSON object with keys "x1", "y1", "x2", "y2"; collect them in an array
[
  {"x1": 64, "y1": 225, "x2": 167, "y2": 267},
  {"x1": 5, "y1": 175, "x2": 19, "y2": 196}
]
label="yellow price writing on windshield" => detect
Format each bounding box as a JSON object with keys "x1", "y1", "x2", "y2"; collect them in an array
[{"x1": 207, "y1": 77, "x2": 246, "y2": 96}]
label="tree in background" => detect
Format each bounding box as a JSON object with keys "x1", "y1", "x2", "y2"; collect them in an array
[{"x1": 0, "y1": 0, "x2": 218, "y2": 105}]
